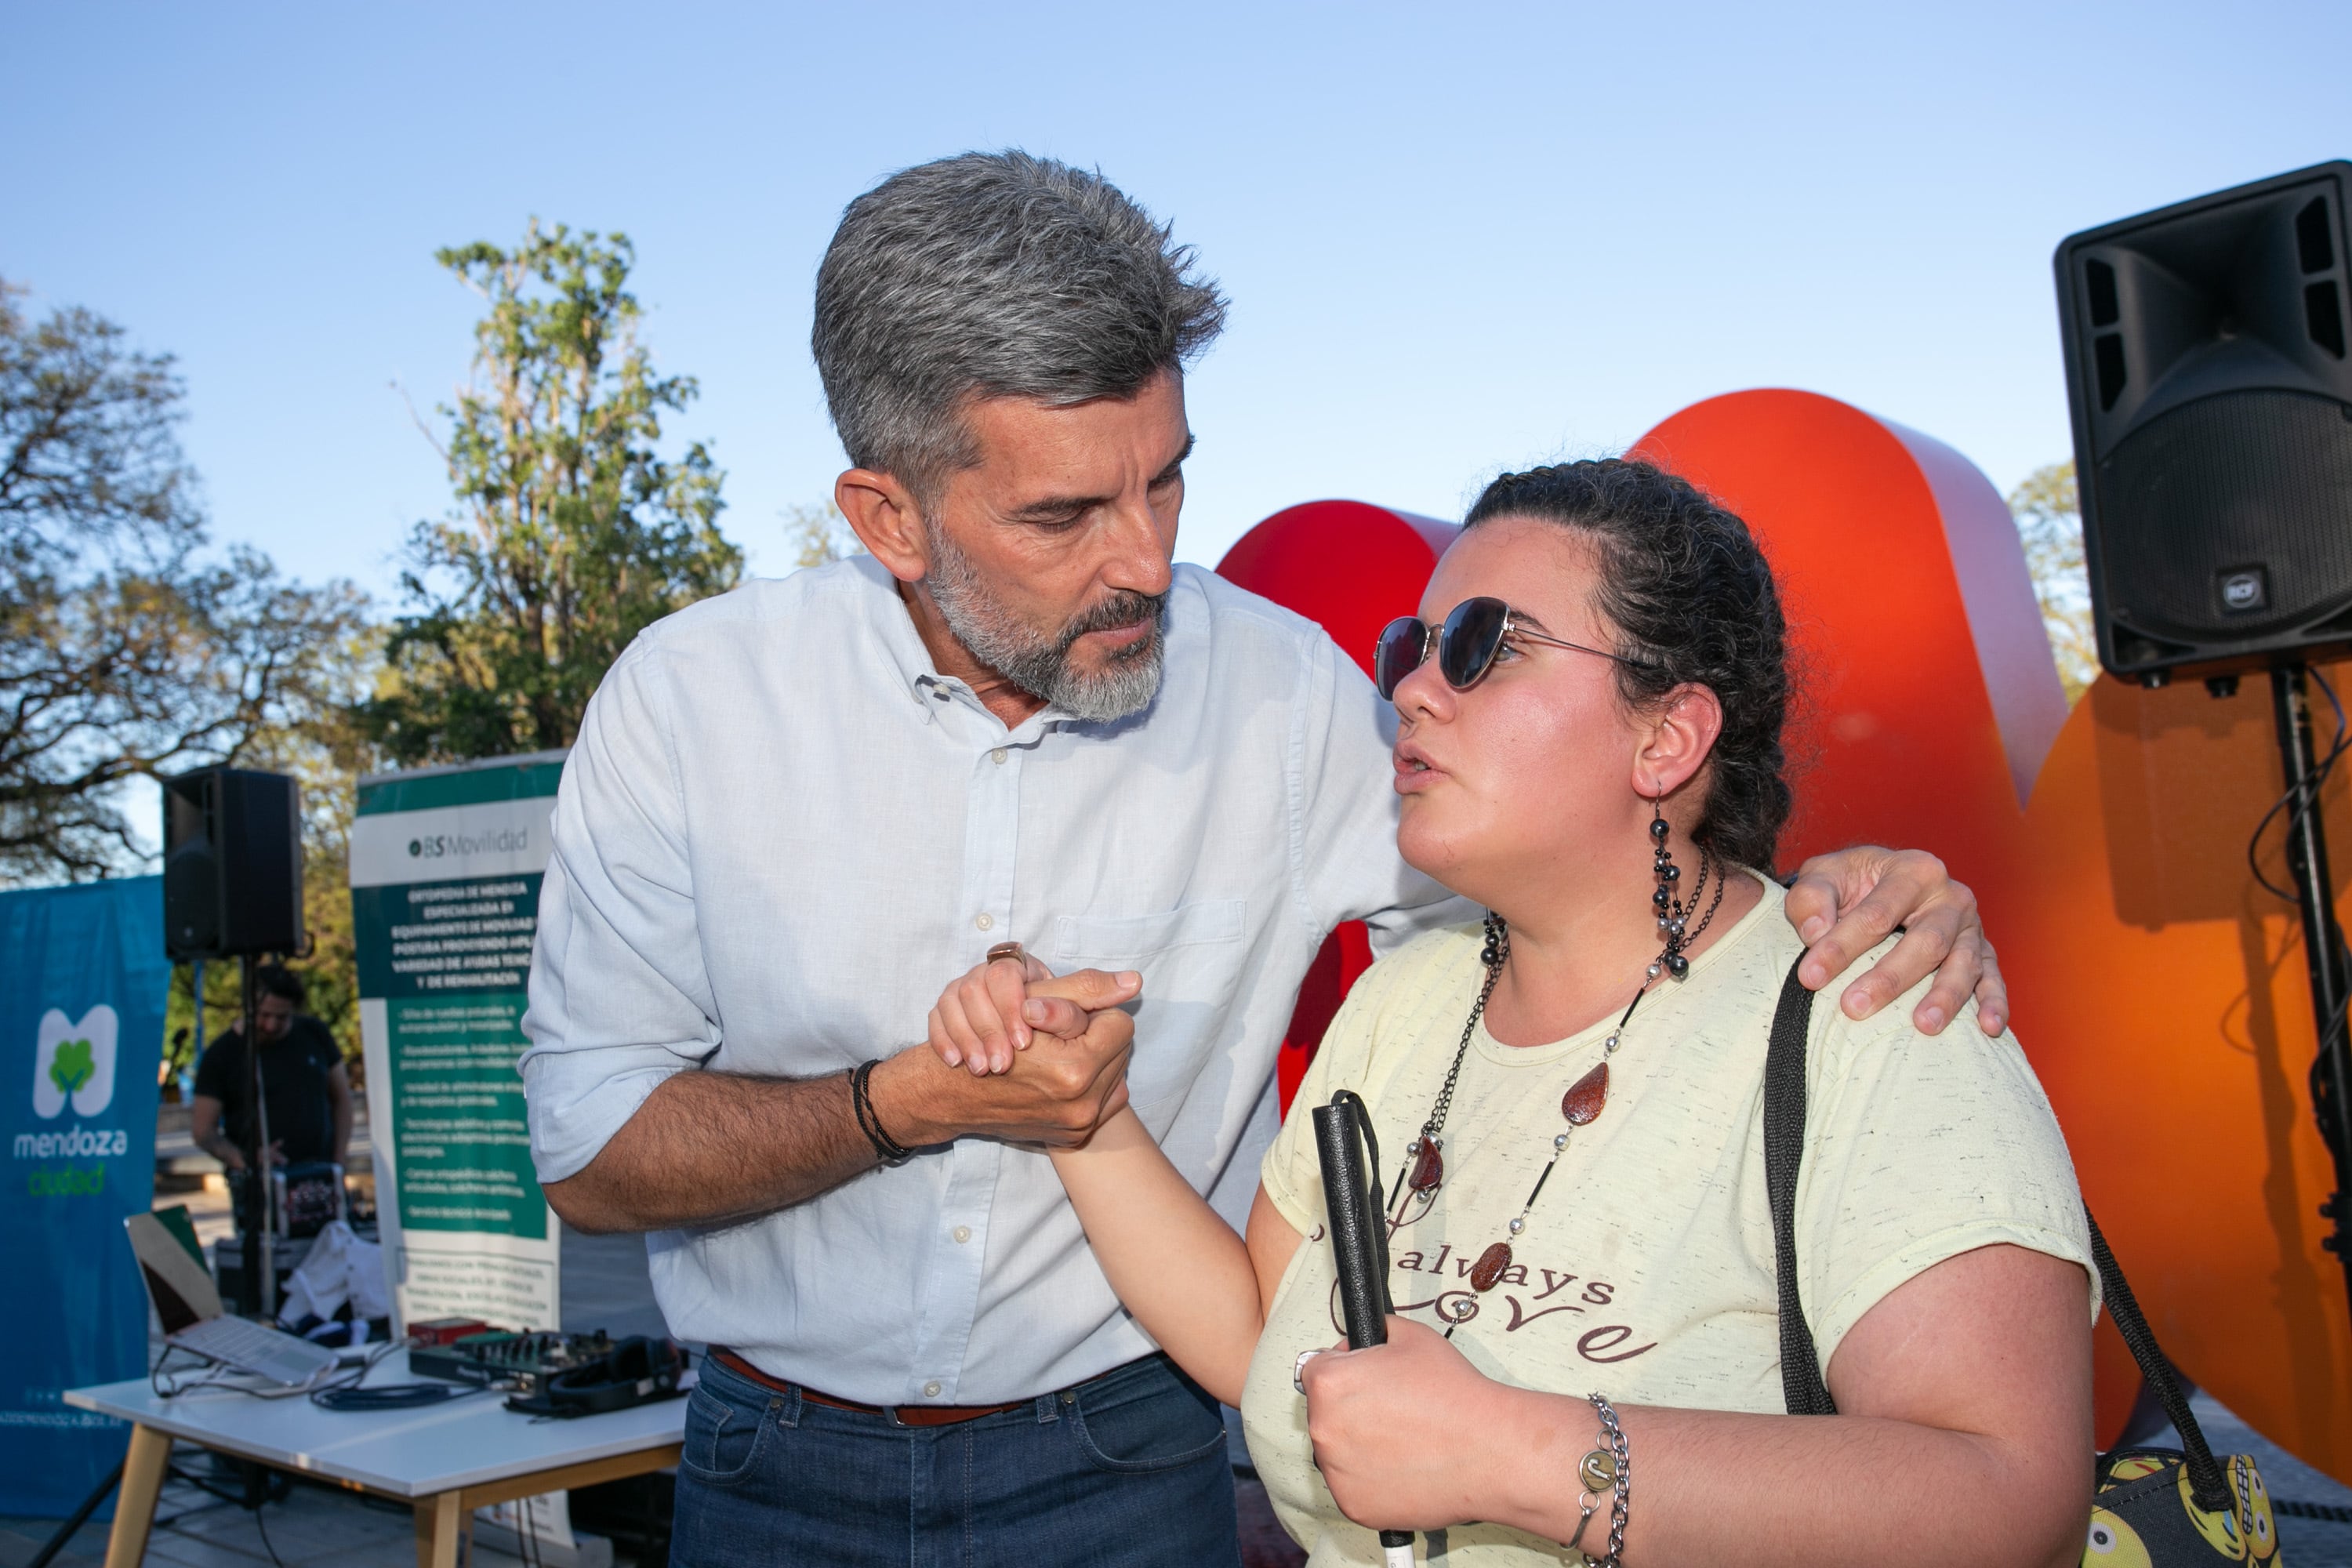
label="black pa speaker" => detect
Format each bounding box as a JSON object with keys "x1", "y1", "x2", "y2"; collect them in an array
[
  {"x1": 2056, "y1": 161, "x2": 2352, "y2": 685},
  {"x1": 162, "y1": 767, "x2": 305, "y2": 960}
]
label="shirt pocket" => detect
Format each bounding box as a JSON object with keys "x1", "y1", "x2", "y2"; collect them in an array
[
  {"x1": 1050, "y1": 898, "x2": 1246, "y2": 963},
  {"x1": 1049, "y1": 899, "x2": 1247, "y2": 1112}
]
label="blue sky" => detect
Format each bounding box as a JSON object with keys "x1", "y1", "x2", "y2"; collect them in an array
[{"x1": 7, "y1": 1, "x2": 2348, "y2": 601}]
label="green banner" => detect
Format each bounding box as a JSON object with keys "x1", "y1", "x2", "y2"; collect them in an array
[
  {"x1": 350, "y1": 753, "x2": 565, "y2": 1328},
  {"x1": 381, "y1": 993, "x2": 542, "y2": 1240}
]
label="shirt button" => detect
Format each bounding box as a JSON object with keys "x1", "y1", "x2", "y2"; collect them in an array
[
  {"x1": 990, "y1": 748, "x2": 1007, "y2": 764},
  {"x1": 923, "y1": 1381, "x2": 942, "y2": 1399},
  {"x1": 975, "y1": 913, "x2": 994, "y2": 931},
  {"x1": 953, "y1": 1225, "x2": 972, "y2": 1244}
]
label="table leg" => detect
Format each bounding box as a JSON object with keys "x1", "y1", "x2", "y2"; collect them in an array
[
  {"x1": 102, "y1": 1424, "x2": 170, "y2": 1568},
  {"x1": 413, "y1": 1490, "x2": 464, "y2": 1568}
]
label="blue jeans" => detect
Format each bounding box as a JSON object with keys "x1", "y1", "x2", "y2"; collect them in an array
[{"x1": 672, "y1": 1350, "x2": 1241, "y2": 1567}]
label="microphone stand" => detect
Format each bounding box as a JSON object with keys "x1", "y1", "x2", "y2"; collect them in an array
[{"x1": 239, "y1": 954, "x2": 276, "y2": 1320}]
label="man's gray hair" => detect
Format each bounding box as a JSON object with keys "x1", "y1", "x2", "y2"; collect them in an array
[{"x1": 812, "y1": 151, "x2": 1228, "y2": 503}]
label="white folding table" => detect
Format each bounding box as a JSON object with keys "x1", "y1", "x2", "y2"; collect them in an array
[{"x1": 64, "y1": 1348, "x2": 686, "y2": 1568}]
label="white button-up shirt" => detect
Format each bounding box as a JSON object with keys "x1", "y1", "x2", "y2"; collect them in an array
[{"x1": 520, "y1": 557, "x2": 1463, "y2": 1403}]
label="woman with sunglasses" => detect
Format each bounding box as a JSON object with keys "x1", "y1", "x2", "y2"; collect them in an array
[{"x1": 1010, "y1": 459, "x2": 2096, "y2": 1566}]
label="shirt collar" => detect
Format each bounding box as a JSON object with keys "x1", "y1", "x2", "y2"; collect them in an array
[{"x1": 847, "y1": 557, "x2": 1078, "y2": 742}]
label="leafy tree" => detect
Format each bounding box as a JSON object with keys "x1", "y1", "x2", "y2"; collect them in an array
[
  {"x1": 2009, "y1": 461, "x2": 2100, "y2": 706},
  {"x1": 361, "y1": 221, "x2": 742, "y2": 764},
  {"x1": 0, "y1": 279, "x2": 368, "y2": 884},
  {"x1": 786, "y1": 499, "x2": 863, "y2": 568}
]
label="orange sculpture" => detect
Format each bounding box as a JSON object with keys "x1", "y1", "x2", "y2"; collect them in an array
[{"x1": 1216, "y1": 389, "x2": 2352, "y2": 1478}]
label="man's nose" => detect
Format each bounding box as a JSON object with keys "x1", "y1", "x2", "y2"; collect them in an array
[{"x1": 1097, "y1": 495, "x2": 1174, "y2": 598}]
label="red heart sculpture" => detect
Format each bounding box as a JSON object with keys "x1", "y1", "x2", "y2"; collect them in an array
[{"x1": 1218, "y1": 390, "x2": 2352, "y2": 1479}]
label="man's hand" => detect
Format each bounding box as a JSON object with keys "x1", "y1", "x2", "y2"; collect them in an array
[
  {"x1": 1785, "y1": 847, "x2": 2005, "y2": 1036},
  {"x1": 881, "y1": 968, "x2": 1143, "y2": 1147}
]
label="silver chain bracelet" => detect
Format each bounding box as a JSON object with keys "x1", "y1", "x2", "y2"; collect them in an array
[{"x1": 1566, "y1": 1392, "x2": 1631, "y2": 1568}]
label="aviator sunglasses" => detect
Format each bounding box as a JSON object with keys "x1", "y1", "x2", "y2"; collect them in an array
[{"x1": 1374, "y1": 596, "x2": 1652, "y2": 701}]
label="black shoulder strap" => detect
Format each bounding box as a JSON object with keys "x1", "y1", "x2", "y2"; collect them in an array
[
  {"x1": 2086, "y1": 1211, "x2": 2232, "y2": 1509},
  {"x1": 1762, "y1": 956, "x2": 2234, "y2": 1508},
  {"x1": 1764, "y1": 957, "x2": 1837, "y2": 1415}
]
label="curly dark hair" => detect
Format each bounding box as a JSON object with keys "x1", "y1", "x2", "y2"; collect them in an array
[{"x1": 1461, "y1": 458, "x2": 1792, "y2": 872}]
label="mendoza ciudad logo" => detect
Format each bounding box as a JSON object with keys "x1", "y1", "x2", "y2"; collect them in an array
[{"x1": 18, "y1": 1006, "x2": 128, "y2": 1197}]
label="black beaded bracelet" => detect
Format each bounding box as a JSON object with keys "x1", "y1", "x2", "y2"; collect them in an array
[{"x1": 849, "y1": 1059, "x2": 912, "y2": 1165}]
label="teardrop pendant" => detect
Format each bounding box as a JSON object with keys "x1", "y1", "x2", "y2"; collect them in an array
[
  {"x1": 1562, "y1": 1062, "x2": 1610, "y2": 1126},
  {"x1": 1409, "y1": 1138, "x2": 1444, "y2": 1192},
  {"x1": 1470, "y1": 1240, "x2": 1514, "y2": 1291}
]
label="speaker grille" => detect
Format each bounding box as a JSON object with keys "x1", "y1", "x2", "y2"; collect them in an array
[{"x1": 2100, "y1": 388, "x2": 2352, "y2": 641}]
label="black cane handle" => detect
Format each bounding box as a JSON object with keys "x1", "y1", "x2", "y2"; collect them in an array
[{"x1": 1312, "y1": 1094, "x2": 1414, "y2": 1559}]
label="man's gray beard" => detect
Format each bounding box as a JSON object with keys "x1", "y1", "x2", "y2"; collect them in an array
[{"x1": 924, "y1": 522, "x2": 1167, "y2": 723}]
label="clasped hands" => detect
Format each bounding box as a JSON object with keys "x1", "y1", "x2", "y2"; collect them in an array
[{"x1": 878, "y1": 950, "x2": 1143, "y2": 1149}]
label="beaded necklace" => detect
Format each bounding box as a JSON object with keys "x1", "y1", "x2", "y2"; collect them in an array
[{"x1": 1391, "y1": 847, "x2": 1726, "y2": 1335}]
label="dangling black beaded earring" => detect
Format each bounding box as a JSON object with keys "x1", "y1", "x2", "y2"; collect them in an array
[{"x1": 1650, "y1": 798, "x2": 1701, "y2": 980}]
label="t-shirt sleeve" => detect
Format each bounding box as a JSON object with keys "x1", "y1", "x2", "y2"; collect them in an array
[
  {"x1": 1794, "y1": 978, "x2": 2098, "y2": 1374},
  {"x1": 192, "y1": 1039, "x2": 235, "y2": 1103},
  {"x1": 1258, "y1": 939, "x2": 1427, "y2": 1236},
  {"x1": 305, "y1": 1018, "x2": 343, "y2": 1076}
]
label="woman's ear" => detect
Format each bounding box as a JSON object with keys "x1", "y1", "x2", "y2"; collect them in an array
[
  {"x1": 1632, "y1": 684, "x2": 1726, "y2": 800},
  {"x1": 835, "y1": 468, "x2": 928, "y2": 584}
]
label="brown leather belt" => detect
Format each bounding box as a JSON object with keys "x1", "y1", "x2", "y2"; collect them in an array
[{"x1": 711, "y1": 1349, "x2": 1029, "y2": 1427}]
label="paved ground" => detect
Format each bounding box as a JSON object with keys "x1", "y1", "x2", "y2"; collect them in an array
[{"x1": 0, "y1": 1465, "x2": 550, "y2": 1568}]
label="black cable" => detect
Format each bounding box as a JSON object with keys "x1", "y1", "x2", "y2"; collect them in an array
[
  {"x1": 249, "y1": 1497, "x2": 288, "y2": 1568},
  {"x1": 312, "y1": 1381, "x2": 477, "y2": 1411},
  {"x1": 2249, "y1": 666, "x2": 2351, "y2": 904},
  {"x1": 2245, "y1": 666, "x2": 2352, "y2": 1238}
]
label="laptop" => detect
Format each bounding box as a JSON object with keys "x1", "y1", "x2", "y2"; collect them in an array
[{"x1": 126, "y1": 1207, "x2": 341, "y2": 1387}]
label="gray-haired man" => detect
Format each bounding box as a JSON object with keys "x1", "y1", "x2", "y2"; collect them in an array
[{"x1": 520, "y1": 151, "x2": 2002, "y2": 1565}]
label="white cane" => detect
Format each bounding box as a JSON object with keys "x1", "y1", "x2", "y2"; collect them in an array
[{"x1": 1311, "y1": 1092, "x2": 1417, "y2": 1567}]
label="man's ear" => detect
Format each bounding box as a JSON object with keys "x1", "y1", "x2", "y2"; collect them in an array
[
  {"x1": 1632, "y1": 684, "x2": 1726, "y2": 801},
  {"x1": 835, "y1": 468, "x2": 928, "y2": 585}
]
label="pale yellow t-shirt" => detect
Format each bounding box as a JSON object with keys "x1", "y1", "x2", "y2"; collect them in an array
[{"x1": 1242, "y1": 873, "x2": 2096, "y2": 1566}]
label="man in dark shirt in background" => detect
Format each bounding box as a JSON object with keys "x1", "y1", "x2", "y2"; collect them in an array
[{"x1": 191, "y1": 964, "x2": 351, "y2": 1174}]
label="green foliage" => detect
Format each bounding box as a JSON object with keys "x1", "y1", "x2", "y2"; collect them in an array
[
  {"x1": 0, "y1": 278, "x2": 370, "y2": 884},
  {"x1": 359, "y1": 221, "x2": 742, "y2": 764},
  {"x1": 2009, "y1": 461, "x2": 2100, "y2": 706},
  {"x1": 49, "y1": 1037, "x2": 93, "y2": 1094},
  {"x1": 786, "y1": 500, "x2": 863, "y2": 568}
]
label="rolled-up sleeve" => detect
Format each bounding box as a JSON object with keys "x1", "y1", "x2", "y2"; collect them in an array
[{"x1": 520, "y1": 636, "x2": 722, "y2": 1185}]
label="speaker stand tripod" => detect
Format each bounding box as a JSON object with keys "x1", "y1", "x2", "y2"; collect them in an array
[
  {"x1": 2268, "y1": 663, "x2": 2352, "y2": 1320},
  {"x1": 238, "y1": 953, "x2": 277, "y2": 1322}
]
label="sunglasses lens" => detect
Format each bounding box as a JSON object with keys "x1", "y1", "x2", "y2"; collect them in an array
[
  {"x1": 1374, "y1": 617, "x2": 1427, "y2": 700},
  {"x1": 1439, "y1": 597, "x2": 1510, "y2": 689}
]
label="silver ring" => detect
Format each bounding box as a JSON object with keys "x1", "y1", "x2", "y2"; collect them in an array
[{"x1": 1292, "y1": 1347, "x2": 1325, "y2": 1396}]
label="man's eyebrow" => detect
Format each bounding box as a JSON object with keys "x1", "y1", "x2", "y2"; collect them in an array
[
  {"x1": 1150, "y1": 433, "x2": 1196, "y2": 486},
  {"x1": 1002, "y1": 433, "x2": 1196, "y2": 523}
]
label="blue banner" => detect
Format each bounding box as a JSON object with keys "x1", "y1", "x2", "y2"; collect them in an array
[{"x1": 0, "y1": 877, "x2": 167, "y2": 1516}]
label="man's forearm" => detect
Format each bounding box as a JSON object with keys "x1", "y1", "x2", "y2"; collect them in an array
[
  {"x1": 543, "y1": 1068, "x2": 882, "y2": 1233},
  {"x1": 540, "y1": 1017, "x2": 1134, "y2": 1234}
]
